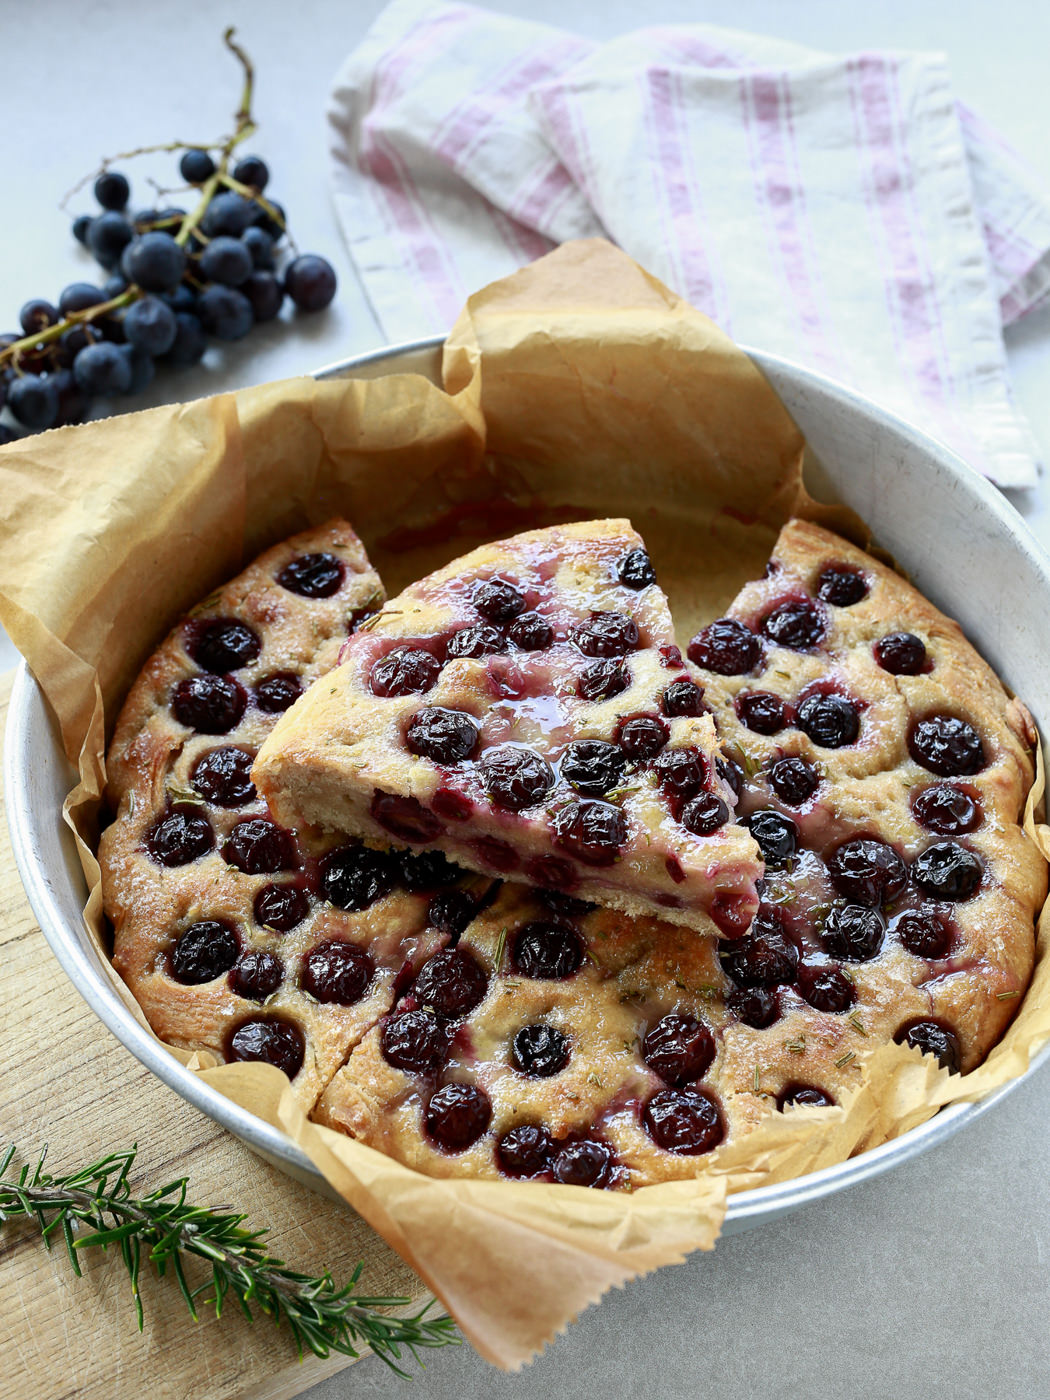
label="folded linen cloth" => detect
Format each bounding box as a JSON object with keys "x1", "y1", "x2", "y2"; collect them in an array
[{"x1": 328, "y1": 0, "x2": 1050, "y2": 486}]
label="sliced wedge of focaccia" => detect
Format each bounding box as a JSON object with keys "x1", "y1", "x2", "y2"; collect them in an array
[
  {"x1": 253, "y1": 520, "x2": 764, "y2": 936},
  {"x1": 100, "y1": 520, "x2": 494, "y2": 1111},
  {"x1": 688, "y1": 519, "x2": 1045, "y2": 1071}
]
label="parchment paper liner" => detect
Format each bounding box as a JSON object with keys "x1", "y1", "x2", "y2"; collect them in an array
[{"x1": 2, "y1": 241, "x2": 1048, "y2": 1369}]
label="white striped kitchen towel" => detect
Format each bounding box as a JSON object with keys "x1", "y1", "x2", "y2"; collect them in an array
[{"x1": 328, "y1": 0, "x2": 1050, "y2": 486}]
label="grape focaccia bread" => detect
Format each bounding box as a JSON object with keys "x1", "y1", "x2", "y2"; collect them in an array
[
  {"x1": 101, "y1": 520, "x2": 495, "y2": 1111},
  {"x1": 101, "y1": 516, "x2": 1045, "y2": 1191},
  {"x1": 253, "y1": 519, "x2": 762, "y2": 936}
]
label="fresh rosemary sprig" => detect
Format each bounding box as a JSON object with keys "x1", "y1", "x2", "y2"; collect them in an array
[{"x1": 0, "y1": 1144, "x2": 458, "y2": 1377}]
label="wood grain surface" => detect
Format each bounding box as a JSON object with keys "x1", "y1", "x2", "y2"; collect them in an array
[{"x1": 0, "y1": 672, "x2": 426, "y2": 1400}]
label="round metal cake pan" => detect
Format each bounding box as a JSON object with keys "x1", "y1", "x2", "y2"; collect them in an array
[{"x1": 6, "y1": 336, "x2": 1050, "y2": 1232}]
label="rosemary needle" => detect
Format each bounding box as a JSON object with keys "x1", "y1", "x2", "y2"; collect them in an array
[{"x1": 0, "y1": 1143, "x2": 458, "y2": 1377}]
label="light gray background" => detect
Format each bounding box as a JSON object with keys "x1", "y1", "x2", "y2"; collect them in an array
[{"x1": 2, "y1": 3, "x2": 1050, "y2": 1397}]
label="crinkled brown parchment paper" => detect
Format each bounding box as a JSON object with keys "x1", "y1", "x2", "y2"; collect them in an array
[{"x1": 1, "y1": 240, "x2": 1048, "y2": 1369}]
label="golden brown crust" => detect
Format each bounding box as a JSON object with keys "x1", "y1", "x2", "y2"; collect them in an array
[
  {"x1": 316, "y1": 885, "x2": 723, "y2": 1185},
  {"x1": 99, "y1": 521, "x2": 445, "y2": 1111},
  {"x1": 311, "y1": 873, "x2": 980, "y2": 1186},
  {"x1": 698, "y1": 519, "x2": 1045, "y2": 1068},
  {"x1": 105, "y1": 519, "x2": 383, "y2": 804}
]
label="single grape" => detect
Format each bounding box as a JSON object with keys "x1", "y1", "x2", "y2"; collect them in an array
[
  {"x1": 97, "y1": 310, "x2": 126, "y2": 344},
  {"x1": 88, "y1": 211, "x2": 133, "y2": 269},
  {"x1": 242, "y1": 227, "x2": 275, "y2": 270},
  {"x1": 120, "y1": 344, "x2": 156, "y2": 394},
  {"x1": 154, "y1": 208, "x2": 188, "y2": 235},
  {"x1": 103, "y1": 274, "x2": 129, "y2": 299},
  {"x1": 51, "y1": 367, "x2": 87, "y2": 426},
  {"x1": 198, "y1": 236, "x2": 253, "y2": 287},
  {"x1": 0, "y1": 424, "x2": 17, "y2": 445},
  {"x1": 164, "y1": 312, "x2": 207, "y2": 367},
  {"x1": 4, "y1": 338, "x2": 49, "y2": 374},
  {"x1": 201, "y1": 191, "x2": 255, "y2": 237},
  {"x1": 1, "y1": 344, "x2": 42, "y2": 378},
  {"x1": 257, "y1": 200, "x2": 286, "y2": 240},
  {"x1": 19, "y1": 300, "x2": 58, "y2": 335},
  {"x1": 94, "y1": 170, "x2": 130, "y2": 210},
  {"x1": 284, "y1": 255, "x2": 337, "y2": 311},
  {"x1": 123, "y1": 296, "x2": 178, "y2": 355},
  {"x1": 180, "y1": 149, "x2": 216, "y2": 183},
  {"x1": 0, "y1": 352, "x2": 14, "y2": 401},
  {"x1": 73, "y1": 341, "x2": 132, "y2": 395},
  {"x1": 232, "y1": 154, "x2": 270, "y2": 190},
  {"x1": 55, "y1": 324, "x2": 95, "y2": 366},
  {"x1": 7, "y1": 374, "x2": 59, "y2": 430},
  {"x1": 242, "y1": 271, "x2": 283, "y2": 322},
  {"x1": 59, "y1": 283, "x2": 106, "y2": 316},
  {"x1": 198, "y1": 285, "x2": 254, "y2": 340},
  {"x1": 72, "y1": 214, "x2": 94, "y2": 246},
  {"x1": 124, "y1": 233, "x2": 188, "y2": 293},
  {"x1": 163, "y1": 284, "x2": 196, "y2": 314}
]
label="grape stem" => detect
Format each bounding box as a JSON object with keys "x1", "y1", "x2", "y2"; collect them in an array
[
  {"x1": 220, "y1": 175, "x2": 284, "y2": 230},
  {"x1": 220, "y1": 174, "x2": 291, "y2": 250},
  {"x1": 2, "y1": 27, "x2": 266, "y2": 374},
  {"x1": 175, "y1": 29, "x2": 259, "y2": 250},
  {"x1": 61, "y1": 143, "x2": 225, "y2": 207},
  {"x1": 1, "y1": 288, "x2": 140, "y2": 362},
  {"x1": 224, "y1": 26, "x2": 255, "y2": 130}
]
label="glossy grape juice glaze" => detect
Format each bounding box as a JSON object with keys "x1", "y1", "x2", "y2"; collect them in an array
[{"x1": 254, "y1": 520, "x2": 763, "y2": 938}]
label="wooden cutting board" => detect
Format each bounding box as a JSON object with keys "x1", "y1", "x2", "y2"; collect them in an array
[{"x1": 0, "y1": 672, "x2": 428, "y2": 1400}]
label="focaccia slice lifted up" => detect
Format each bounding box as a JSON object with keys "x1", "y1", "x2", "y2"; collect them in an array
[{"x1": 254, "y1": 520, "x2": 762, "y2": 935}]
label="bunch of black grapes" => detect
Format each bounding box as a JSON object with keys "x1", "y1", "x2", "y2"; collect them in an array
[{"x1": 0, "y1": 153, "x2": 337, "y2": 443}]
